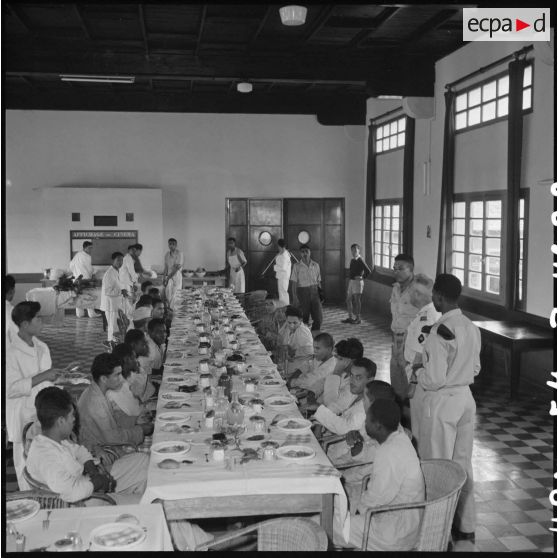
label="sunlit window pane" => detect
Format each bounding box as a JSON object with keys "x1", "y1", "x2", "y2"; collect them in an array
[
  {"x1": 397, "y1": 133, "x2": 405, "y2": 147},
  {"x1": 376, "y1": 140, "x2": 383, "y2": 153},
  {"x1": 392, "y1": 205, "x2": 400, "y2": 217},
  {"x1": 453, "y1": 252, "x2": 465, "y2": 268},
  {"x1": 468, "y1": 254, "x2": 482, "y2": 271},
  {"x1": 522, "y1": 88, "x2": 532, "y2": 110},
  {"x1": 377, "y1": 127, "x2": 383, "y2": 140},
  {"x1": 486, "y1": 219, "x2": 501, "y2": 237},
  {"x1": 383, "y1": 243, "x2": 390, "y2": 255},
  {"x1": 390, "y1": 121, "x2": 398, "y2": 135},
  {"x1": 383, "y1": 256, "x2": 390, "y2": 268},
  {"x1": 469, "y1": 272, "x2": 482, "y2": 290},
  {"x1": 482, "y1": 81, "x2": 497, "y2": 101},
  {"x1": 453, "y1": 268, "x2": 465, "y2": 283},
  {"x1": 486, "y1": 275, "x2": 500, "y2": 294},
  {"x1": 518, "y1": 280, "x2": 523, "y2": 300},
  {"x1": 523, "y1": 65, "x2": 532, "y2": 87},
  {"x1": 398, "y1": 118, "x2": 406, "y2": 132},
  {"x1": 453, "y1": 235, "x2": 465, "y2": 251},
  {"x1": 485, "y1": 238, "x2": 500, "y2": 257},
  {"x1": 389, "y1": 136, "x2": 397, "y2": 149},
  {"x1": 391, "y1": 231, "x2": 399, "y2": 244},
  {"x1": 469, "y1": 87, "x2": 481, "y2": 107},
  {"x1": 453, "y1": 202, "x2": 466, "y2": 218},
  {"x1": 519, "y1": 199, "x2": 524, "y2": 219},
  {"x1": 469, "y1": 237, "x2": 483, "y2": 254},
  {"x1": 384, "y1": 205, "x2": 391, "y2": 218},
  {"x1": 453, "y1": 219, "x2": 465, "y2": 235},
  {"x1": 519, "y1": 239, "x2": 523, "y2": 259},
  {"x1": 374, "y1": 206, "x2": 381, "y2": 217},
  {"x1": 497, "y1": 97, "x2": 508, "y2": 117},
  {"x1": 470, "y1": 201, "x2": 483, "y2": 218},
  {"x1": 468, "y1": 106, "x2": 481, "y2": 126},
  {"x1": 482, "y1": 101, "x2": 496, "y2": 122},
  {"x1": 498, "y1": 76, "x2": 509, "y2": 96},
  {"x1": 383, "y1": 231, "x2": 390, "y2": 243},
  {"x1": 456, "y1": 93, "x2": 468, "y2": 112},
  {"x1": 375, "y1": 218, "x2": 382, "y2": 229},
  {"x1": 374, "y1": 254, "x2": 381, "y2": 266},
  {"x1": 487, "y1": 200, "x2": 501, "y2": 218},
  {"x1": 383, "y1": 138, "x2": 390, "y2": 151},
  {"x1": 392, "y1": 218, "x2": 400, "y2": 231},
  {"x1": 486, "y1": 256, "x2": 500, "y2": 275},
  {"x1": 470, "y1": 219, "x2": 484, "y2": 236},
  {"x1": 456, "y1": 112, "x2": 467, "y2": 130},
  {"x1": 374, "y1": 242, "x2": 381, "y2": 254}
]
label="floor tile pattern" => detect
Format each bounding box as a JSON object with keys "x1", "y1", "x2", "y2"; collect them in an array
[{"x1": 4, "y1": 305, "x2": 556, "y2": 553}]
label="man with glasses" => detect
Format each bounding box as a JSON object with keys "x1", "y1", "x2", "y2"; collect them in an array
[{"x1": 389, "y1": 254, "x2": 419, "y2": 400}]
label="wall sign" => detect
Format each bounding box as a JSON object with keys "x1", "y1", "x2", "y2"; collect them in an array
[{"x1": 70, "y1": 230, "x2": 138, "y2": 265}]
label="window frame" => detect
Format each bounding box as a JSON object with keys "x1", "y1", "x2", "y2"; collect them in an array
[
  {"x1": 375, "y1": 116, "x2": 406, "y2": 155},
  {"x1": 449, "y1": 189, "x2": 528, "y2": 307},
  {"x1": 372, "y1": 198, "x2": 403, "y2": 274},
  {"x1": 454, "y1": 63, "x2": 534, "y2": 135}
]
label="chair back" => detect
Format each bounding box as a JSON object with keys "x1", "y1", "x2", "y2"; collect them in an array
[
  {"x1": 415, "y1": 459, "x2": 467, "y2": 551},
  {"x1": 7, "y1": 490, "x2": 69, "y2": 510},
  {"x1": 256, "y1": 518, "x2": 328, "y2": 551}
]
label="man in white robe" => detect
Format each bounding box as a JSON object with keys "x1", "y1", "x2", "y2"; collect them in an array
[
  {"x1": 6, "y1": 301, "x2": 58, "y2": 489},
  {"x1": 273, "y1": 238, "x2": 292, "y2": 305},
  {"x1": 27, "y1": 386, "x2": 148, "y2": 503},
  {"x1": 163, "y1": 238, "x2": 183, "y2": 310},
  {"x1": 100, "y1": 252, "x2": 128, "y2": 342},
  {"x1": 5, "y1": 274, "x2": 18, "y2": 344},
  {"x1": 331, "y1": 399, "x2": 425, "y2": 551},
  {"x1": 120, "y1": 245, "x2": 139, "y2": 319},
  {"x1": 69, "y1": 240, "x2": 96, "y2": 318}
]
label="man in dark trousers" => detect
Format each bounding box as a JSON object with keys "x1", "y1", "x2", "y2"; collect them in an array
[{"x1": 342, "y1": 243, "x2": 371, "y2": 324}]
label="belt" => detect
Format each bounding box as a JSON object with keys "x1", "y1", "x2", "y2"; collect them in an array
[{"x1": 393, "y1": 332, "x2": 406, "y2": 337}]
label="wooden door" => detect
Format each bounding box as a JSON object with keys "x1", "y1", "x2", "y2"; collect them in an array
[
  {"x1": 284, "y1": 198, "x2": 345, "y2": 303},
  {"x1": 226, "y1": 199, "x2": 283, "y2": 293}
]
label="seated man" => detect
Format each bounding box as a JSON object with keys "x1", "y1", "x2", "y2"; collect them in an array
[
  {"x1": 143, "y1": 318, "x2": 166, "y2": 374},
  {"x1": 148, "y1": 287, "x2": 161, "y2": 300},
  {"x1": 288, "y1": 332, "x2": 336, "y2": 397},
  {"x1": 77, "y1": 353, "x2": 153, "y2": 457},
  {"x1": 124, "y1": 329, "x2": 157, "y2": 402},
  {"x1": 277, "y1": 306, "x2": 314, "y2": 375},
  {"x1": 254, "y1": 299, "x2": 286, "y2": 352},
  {"x1": 132, "y1": 294, "x2": 153, "y2": 331},
  {"x1": 107, "y1": 343, "x2": 149, "y2": 429},
  {"x1": 312, "y1": 357, "x2": 376, "y2": 436},
  {"x1": 332, "y1": 399, "x2": 425, "y2": 551},
  {"x1": 140, "y1": 281, "x2": 153, "y2": 295},
  {"x1": 27, "y1": 386, "x2": 148, "y2": 503},
  {"x1": 319, "y1": 338, "x2": 364, "y2": 414},
  {"x1": 151, "y1": 297, "x2": 166, "y2": 320}
]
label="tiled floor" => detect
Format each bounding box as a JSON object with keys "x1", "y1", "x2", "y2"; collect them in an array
[{"x1": 5, "y1": 305, "x2": 556, "y2": 552}]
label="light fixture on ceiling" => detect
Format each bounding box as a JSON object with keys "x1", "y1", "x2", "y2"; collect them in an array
[
  {"x1": 279, "y1": 5, "x2": 307, "y2": 26},
  {"x1": 237, "y1": 82, "x2": 253, "y2": 93},
  {"x1": 60, "y1": 74, "x2": 135, "y2": 84},
  {"x1": 377, "y1": 95, "x2": 403, "y2": 100}
]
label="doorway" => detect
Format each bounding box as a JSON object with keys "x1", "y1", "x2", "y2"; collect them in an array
[{"x1": 226, "y1": 197, "x2": 345, "y2": 302}]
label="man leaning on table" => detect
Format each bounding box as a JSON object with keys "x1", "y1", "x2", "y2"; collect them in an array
[
  {"x1": 69, "y1": 241, "x2": 96, "y2": 318},
  {"x1": 78, "y1": 353, "x2": 153, "y2": 460},
  {"x1": 27, "y1": 387, "x2": 148, "y2": 502}
]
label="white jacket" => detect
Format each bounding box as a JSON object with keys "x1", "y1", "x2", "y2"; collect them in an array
[{"x1": 100, "y1": 266, "x2": 123, "y2": 312}]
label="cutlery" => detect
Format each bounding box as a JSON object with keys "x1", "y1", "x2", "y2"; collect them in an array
[
  {"x1": 43, "y1": 510, "x2": 52, "y2": 531},
  {"x1": 204, "y1": 453, "x2": 209, "y2": 462}
]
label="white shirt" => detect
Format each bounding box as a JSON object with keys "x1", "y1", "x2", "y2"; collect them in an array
[
  {"x1": 314, "y1": 397, "x2": 365, "y2": 435},
  {"x1": 278, "y1": 323, "x2": 314, "y2": 358},
  {"x1": 164, "y1": 249, "x2": 184, "y2": 278},
  {"x1": 69, "y1": 251, "x2": 94, "y2": 280},
  {"x1": 107, "y1": 378, "x2": 142, "y2": 417},
  {"x1": 27, "y1": 434, "x2": 94, "y2": 503},
  {"x1": 404, "y1": 302, "x2": 441, "y2": 364},
  {"x1": 5, "y1": 300, "x2": 17, "y2": 345},
  {"x1": 274, "y1": 250, "x2": 292, "y2": 279},
  {"x1": 419, "y1": 308, "x2": 481, "y2": 391},
  {"x1": 321, "y1": 372, "x2": 356, "y2": 414},
  {"x1": 355, "y1": 429, "x2": 424, "y2": 551},
  {"x1": 119, "y1": 253, "x2": 138, "y2": 290},
  {"x1": 291, "y1": 355, "x2": 336, "y2": 396},
  {"x1": 5, "y1": 334, "x2": 53, "y2": 442},
  {"x1": 100, "y1": 266, "x2": 124, "y2": 312}
]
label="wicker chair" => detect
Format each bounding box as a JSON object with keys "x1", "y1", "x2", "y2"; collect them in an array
[
  {"x1": 6, "y1": 489, "x2": 69, "y2": 510},
  {"x1": 359, "y1": 459, "x2": 466, "y2": 551},
  {"x1": 194, "y1": 518, "x2": 329, "y2": 551}
]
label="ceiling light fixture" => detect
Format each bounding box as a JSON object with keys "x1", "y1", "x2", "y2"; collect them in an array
[
  {"x1": 377, "y1": 95, "x2": 403, "y2": 100},
  {"x1": 279, "y1": 5, "x2": 307, "y2": 26},
  {"x1": 237, "y1": 82, "x2": 253, "y2": 93},
  {"x1": 60, "y1": 74, "x2": 135, "y2": 84}
]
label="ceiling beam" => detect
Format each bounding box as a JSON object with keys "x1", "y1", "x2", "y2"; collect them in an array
[
  {"x1": 138, "y1": 4, "x2": 150, "y2": 59},
  {"x1": 73, "y1": 4, "x2": 92, "y2": 40},
  {"x1": 401, "y1": 9, "x2": 458, "y2": 45},
  {"x1": 248, "y1": 5, "x2": 272, "y2": 48},
  {"x1": 348, "y1": 6, "x2": 400, "y2": 48},
  {"x1": 194, "y1": 5, "x2": 207, "y2": 59},
  {"x1": 302, "y1": 5, "x2": 336, "y2": 43},
  {"x1": 6, "y1": 3, "x2": 34, "y2": 34}
]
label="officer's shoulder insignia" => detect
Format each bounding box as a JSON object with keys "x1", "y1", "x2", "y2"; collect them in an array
[
  {"x1": 437, "y1": 324, "x2": 455, "y2": 340},
  {"x1": 421, "y1": 324, "x2": 432, "y2": 334}
]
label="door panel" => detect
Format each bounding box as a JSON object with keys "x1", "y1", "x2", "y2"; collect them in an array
[
  {"x1": 286, "y1": 199, "x2": 323, "y2": 224},
  {"x1": 324, "y1": 225, "x2": 343, "y2": 249},
  {"x1": 249, "y1": 200, "x2": 283, "y2": 226},
  {"x1": 323, "y1": 251, "x2": 341, "y2": 274},
  {"x1": 229, "y1": 200, "x2": 247, "y2": 225},
  {"x1": 324, "y1": 199, "x2": 343, "y2": 224}
]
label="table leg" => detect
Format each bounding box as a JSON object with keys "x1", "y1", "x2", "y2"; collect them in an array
[
  {"x1": 320, "y1": 493, "x2": 334, "y2": 541},
  {"x1": 510, "y1": 347, "x2": 520, "y2": 398}
]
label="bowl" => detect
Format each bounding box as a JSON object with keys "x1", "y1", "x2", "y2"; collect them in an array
[
  {"x1": 183, "y1": 271, "x2": 194, "y2": 278},
  {"x1": 194, "y1": 271, "x2": 206, "y2": 277}
]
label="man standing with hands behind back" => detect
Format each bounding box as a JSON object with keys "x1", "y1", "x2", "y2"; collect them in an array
[
  {"x1": 389, "y1": 254, "x2": 418, "y2": 400},
  {"x1": 342, "y1": 243, "x2": 371, "y2": 325},
  {"x1": 100, "y1": 252, "x2": 128, "y2": 343}
]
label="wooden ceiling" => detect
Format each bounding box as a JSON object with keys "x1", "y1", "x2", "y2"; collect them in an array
[{"x1": 4, "y1": 2, "x2": 472, "y2": 124}]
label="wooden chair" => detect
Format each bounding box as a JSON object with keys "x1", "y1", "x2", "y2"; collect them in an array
[
  {"x1": 194, "y1": 518, "x2": 329, "y2": 551},
  {"x1": 358, "y1": 459, "x2": 466, "y2": 551}
]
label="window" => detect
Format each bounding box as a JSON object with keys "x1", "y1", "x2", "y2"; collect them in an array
[
  {"x1": 517, "y1": 197, "x2": 527, "y2": 306},
  {"x1": 455, "y1": 64, "x2": 533, "y2": 132},
  {"x1": 373, "y1": 200, "x2": 402, "y2": 270},
  {"x1": 375, "y1": 117, "x2": 405, "y2": 154},
  {"x1": 451, "y1": 192, "x2": 527, "y2": 304}
]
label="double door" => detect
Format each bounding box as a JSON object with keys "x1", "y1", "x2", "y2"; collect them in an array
[{"x1": 226, "y1": 198, "x2": 344, "y2": 301}]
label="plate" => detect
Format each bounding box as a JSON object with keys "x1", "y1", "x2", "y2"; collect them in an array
[
  {"x1": 157, "y1": 412, "x2": 191, "y2": 423},
  {"x1": 90, "y1": 523, "x2": 146, "y2": 550},
  {"x1": 260, "y1": 377, "x2": 285, "y2": 387},
  {"x1": 6, "y1": 499, "x2": 40, "y2": 523},
  {"x1": 160, "y1": 392, "x2": 190, "y2": 401},
  {"x1": 264, "y1": 395, "x2": 295, "y2": 409},
  {"x1": 151, "y1": 441, "x2": 191, "y2": 458},
  {"x1": 276, "y1": 445, "x2": 316, "y2": 462},
  {"x1": 165, "y1": 375, "x2": 188, "y2": 383},
  {"x1": 276, "y1": 418, "x2": 312, "y2": 433}
]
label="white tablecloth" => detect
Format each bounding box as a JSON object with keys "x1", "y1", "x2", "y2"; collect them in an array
[
  {"x1": 141, "y1": 288, "x2": 349, "y2": 538},
  {"x1": 5, "y1": 503, "x2": 173, "y2": 552}
]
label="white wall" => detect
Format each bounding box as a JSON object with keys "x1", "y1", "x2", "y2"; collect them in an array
[
  {"x1": 365, "y1": 39, "x2": 554, "y2": 318},
  {"x1": 5, "y1": 111, "x2": 366, "y2": 273}
]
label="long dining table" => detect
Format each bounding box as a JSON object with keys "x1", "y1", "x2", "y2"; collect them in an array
[{"x1": 140, "y1": 287, "x2": 348, "y2": 541}]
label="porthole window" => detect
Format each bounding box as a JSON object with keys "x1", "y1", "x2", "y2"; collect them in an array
[
  {"x1": 298, "y1": 230, "x2": 311, "y2": 245},
  {"x1": 258, "y1": 231, "x2": 272, "y2": 246}
]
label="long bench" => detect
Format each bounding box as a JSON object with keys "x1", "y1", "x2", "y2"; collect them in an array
[{"x1": 473, "y1": 320, "x2": 554, "y2": 398}]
